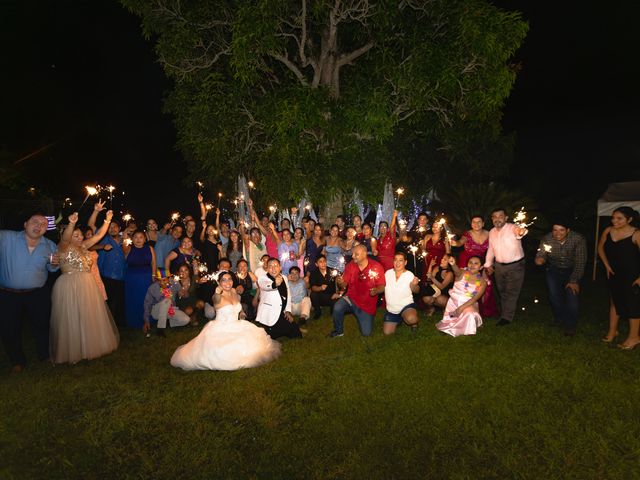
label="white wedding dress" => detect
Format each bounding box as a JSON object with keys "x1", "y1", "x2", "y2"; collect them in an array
[{"x1": 170, "y1": 302, "x2": 281, "y2": 371}]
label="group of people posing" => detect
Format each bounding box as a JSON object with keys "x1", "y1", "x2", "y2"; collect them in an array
[{"x1": 1, "y1": 194, "x2": 639, "y2": 373}]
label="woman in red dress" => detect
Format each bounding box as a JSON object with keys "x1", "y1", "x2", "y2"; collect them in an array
[
  {"x1": 377, "y1": 210, "x2": 398, "y2": 271},
  {"x1": 421, "y1": 221, "x2": 450, "y2": 283}
]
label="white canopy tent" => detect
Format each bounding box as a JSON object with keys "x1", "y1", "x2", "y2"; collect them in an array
[{"x1": 592, "y1": 181, "x2": 640, "y2": 280}]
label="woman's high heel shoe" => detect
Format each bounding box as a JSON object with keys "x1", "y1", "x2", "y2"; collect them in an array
[
  {"x1": 617, "y1": 342, "x2": 640, "y2": 350},
  {"x1": 601, "y1": 332, "x2": 618, "y2": 343}
]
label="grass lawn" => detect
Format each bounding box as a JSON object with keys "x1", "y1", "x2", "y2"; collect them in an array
[{"x1": 1, "y1": 272, "x2": 639, "y2": 479}]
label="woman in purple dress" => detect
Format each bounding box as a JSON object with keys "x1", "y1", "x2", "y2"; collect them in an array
[
  {"x1": 124, "y1": 230, "x2": 156, "y2": 329},
  {"x1": 452, "y1": 215, "x2": 498, "y2": 318}
]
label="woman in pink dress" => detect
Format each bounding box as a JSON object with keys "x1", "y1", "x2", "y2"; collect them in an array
[
  {"x1": 377, "y1": 210, "x2": 398, "y2": 272},
  {"x1": 451, "y1": 215, "x2": 498, "y2": 317},
  {"x1": 436, "y1": 256, "x2": 487, "y2": 337}
]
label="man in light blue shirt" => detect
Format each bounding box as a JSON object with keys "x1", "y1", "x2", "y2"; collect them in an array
[
  {"x1": 0, "y1": 213, "x2": 59, "y2": 372},
  {"x1": 287, "y1": 266, "x2": 311, "y2": 324},
  {"x1": 155, "y1": 224, "x2": 182, "y2": 273}
]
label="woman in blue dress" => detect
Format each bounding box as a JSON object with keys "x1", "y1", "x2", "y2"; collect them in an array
[
  {"x1": 124, "y1": 230, "x2": 155, "y2": 329},
  {"x1": 324, "y1": 224, "x2": 344, "y2": 271}
]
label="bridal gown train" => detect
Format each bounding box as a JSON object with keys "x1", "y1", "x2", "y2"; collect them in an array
[{"x1": 170, "y1": 303, "x2": 281, "y2": 371}]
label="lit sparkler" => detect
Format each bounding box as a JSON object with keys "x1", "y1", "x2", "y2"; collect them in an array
[
  {"x1": 409, "y1": 244, "x2": 418, "y2": 266},
  {"x1": 398, "y1": 218, "x2": 407, "y2": 231},
  {"x1": 122, "y1": 213, "x2": 133, "y2": 223},
  {"x1": 205, "y1": 203, "x2": 213, "y2": 211},
  {"x1": 80, "y1": 185, "x2": 99, "y2": 209},
  {"x1": 204, "y1": 271, "x2": 222, "y2": 283},
  {"x1": 395, "y1": 187, "x2": 404, "y2": 207},
  {"x1": 123, "y1": 238, "x2": 132, "y2": 247},
  {"x1": 368, "y1": 270, "x2": 379, "y2": 281},
  {"x1": 217, "y1": 192, "x2": 223, "y2": 208},
  {"x1": 197, "y1": 263, "x2": 208, "y2": 275},
  {"x1": 170, "y1": 212, "x2": 180, "y2": 225},
  {"x1": 196, "y1": 181, "x2": 204, "y2": 194},
  {"x1": 543, "y1": 243, "x2": 552, "y2": 253},
  {"x1": 513, "y1": 207, "x2": 537, "y2": 229},
  {"x1": 248, "y1": 181, "x2": 255, "y2": 189},
  {"x1": 269, "y1": 205, "x2": 277, "y2": 213},
  {"x1": 105, "y1": 185, "x2": 116, "y2": 208}
]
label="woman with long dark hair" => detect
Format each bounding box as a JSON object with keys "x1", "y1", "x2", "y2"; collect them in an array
[{"x1": 598, "y1": 206, "x2": 640, "y2": 349}]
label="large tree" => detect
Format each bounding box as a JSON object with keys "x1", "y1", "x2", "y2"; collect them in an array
[{"x1": 123, "y1": 0, "x2": 527, "y2": 204}]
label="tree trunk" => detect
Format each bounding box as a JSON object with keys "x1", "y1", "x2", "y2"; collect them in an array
[{"x1": 319, "y1": 27, "x2": 340, "y2": 98}]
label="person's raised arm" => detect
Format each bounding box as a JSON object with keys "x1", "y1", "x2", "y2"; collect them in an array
[
  {"x1": 269, "y1": 223, "x2": 281, "y2": 245},
  {"x1": 200, "y1": 220, "x2": 207, "y2": 243},
  {"x1": 58, "y1": 212, "x2": 79, "y2": 249},
  {"x1": 87, "y1": 199, "x2": 106, "y2": 232},
  {"x1": 390, "y1": 210, "x2": 398, "y2": 236},
  {"x1": 215, "y1": 208, "x2": 221, "y2": 231},
  {"x1": 198, "y1": 193, "x2": 206, "y2": 221},
  {"x1": 84, "y1": 210, "x2": 113, "y2": 249},
  {"x1": 448, "y1": 256, "x2": 462, "y2": 279}
]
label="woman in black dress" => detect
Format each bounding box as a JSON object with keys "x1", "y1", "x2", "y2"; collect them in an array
[{"x1": 597, "y1": 206, "x2": 640, "y2": 349}]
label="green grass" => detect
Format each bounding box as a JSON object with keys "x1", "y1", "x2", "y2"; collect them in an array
[{"x1": 1, "y1": 272, "x2": 639, "y2": 479}]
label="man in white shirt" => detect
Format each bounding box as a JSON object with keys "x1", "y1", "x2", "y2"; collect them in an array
[
  {"x1": 383, "y1": 252, "x2": 420, "y2": 335},
  {"x1": 484, "y1": 208, "x2": 528, "y2": 326}
]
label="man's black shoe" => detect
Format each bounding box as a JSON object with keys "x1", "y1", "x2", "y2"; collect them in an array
[{"x1": 496, "y1": 318, "x2": 511, "y2": 326}]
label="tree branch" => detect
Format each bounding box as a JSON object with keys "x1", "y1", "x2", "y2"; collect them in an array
[
  {"x1": 270, "y1": 53, "x2": 309, "y2": 86},
  {"x1": 337, "y1": 41, "x2": 374, "y2": 67}
]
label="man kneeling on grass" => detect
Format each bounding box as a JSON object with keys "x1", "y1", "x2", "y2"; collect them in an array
[
  {"x1": 143, "y1": 276, "x2": 191, "y2": 337},
  {"x1": 383, "y1": 252, "x2": 420, "y2": 335},
  {"x1": 329, "y1": 245, "x2": 385, "y2": 337}
]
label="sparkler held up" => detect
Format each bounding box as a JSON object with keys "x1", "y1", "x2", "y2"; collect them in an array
[
  {"x1": 395, "y1": 187, "x2": 404, "y2": 208},
  {"x1": 513, "y1": 207, "x2": 537, "y2": 229},
  {"x1": 217, "y1": 192, "x2": 223, "y2": 209},
  {"x1": 79, "y1": 185, "x2": 98, "y2": 210},
  {"x1": 106, "y1": 185, "x2": 116, "y2": 209}
]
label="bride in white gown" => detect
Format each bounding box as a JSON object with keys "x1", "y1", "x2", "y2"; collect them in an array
[{"x1": 170, "y1": 271, "x2": 281, "y2": 371}]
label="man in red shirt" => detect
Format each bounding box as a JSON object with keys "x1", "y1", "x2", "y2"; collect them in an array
[{"x1": 329, "y1": 245, "x2": 385, "y2": 337}]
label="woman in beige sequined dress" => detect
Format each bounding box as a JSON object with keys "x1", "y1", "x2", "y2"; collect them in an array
[{"x1": 50, "y1": 210, "x2": 119, "y2": 364}]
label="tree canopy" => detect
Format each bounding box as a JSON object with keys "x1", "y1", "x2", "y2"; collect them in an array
[{"x1": 123, "y1": 0, "x2": 527, "y2": 204}]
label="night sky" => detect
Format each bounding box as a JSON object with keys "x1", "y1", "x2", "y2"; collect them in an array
[{"x1": 1, "y1": 0, "x2": 639, "y2": 224}]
